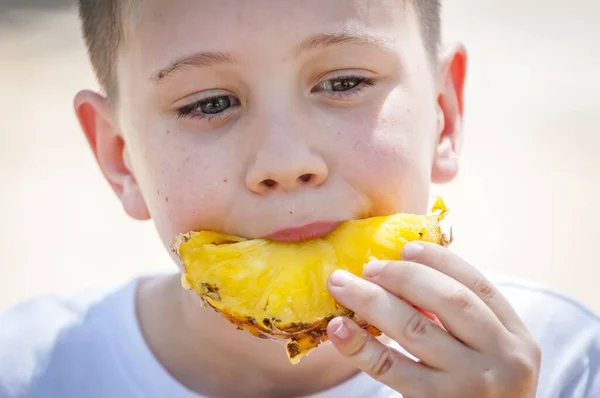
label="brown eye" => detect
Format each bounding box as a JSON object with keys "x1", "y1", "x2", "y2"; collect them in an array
[{"x1": 330, "y1": 78, "x2": 361, "y2": 91}]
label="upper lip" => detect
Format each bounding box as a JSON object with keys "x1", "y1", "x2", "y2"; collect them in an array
[{"x1": 262, "y1": 221, "x2": 343, "y2": 242}]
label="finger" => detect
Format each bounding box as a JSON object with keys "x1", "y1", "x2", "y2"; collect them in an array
[
  {"x1": 401, "y1": 241, "x2": 527, "y2": 334},
  {"x1": 328, "y1": 270, "x2": 478, "y2": 370},
  {"x1": 327, "y1": 316, "x2": 438, "y2": 397},
  {"x1": 364, "y1": 259, "x2": 511, "y2": 353}
]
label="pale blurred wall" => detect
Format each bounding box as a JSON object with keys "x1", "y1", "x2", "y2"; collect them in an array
[{"x1": 0, "y1": 1, "x2": 598, "y2": 313}]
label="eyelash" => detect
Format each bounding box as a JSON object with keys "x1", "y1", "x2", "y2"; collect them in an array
[
  {"x1": 175, "y1": 75, "x2": 376, "y2": 121},
  {"x1": 175, "y1": 95, "x2": 238, "y2": 121},
  {"x1": 311, "y1": 75, "x2": 376, "y2": 97}
]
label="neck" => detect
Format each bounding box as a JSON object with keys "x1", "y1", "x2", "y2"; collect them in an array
[{"x1": 136, "y1": 273, "x2": 361, "y2": 398}]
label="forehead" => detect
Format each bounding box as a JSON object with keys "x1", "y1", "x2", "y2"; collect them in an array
[{"x1": 120, "y1": 0, "x2": 421, "y2": 76}]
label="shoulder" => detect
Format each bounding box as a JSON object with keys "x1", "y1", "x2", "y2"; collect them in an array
[
  {"x1": 488, "y1": 272, "x2": 600, "y2": 397},
  {"x1": 0, "y1": 294, "x2": 88, "y2": 397},
  {"x1": 489, "y1": 272, "x2": 600, "y2": 335},
  {"x1": 0, "y1": 281, "x2": 135, "y2": 398}
]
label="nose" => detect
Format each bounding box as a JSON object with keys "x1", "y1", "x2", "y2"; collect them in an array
[{"x1": 245, "y1": 139, "x2": 329, "y2": 195}]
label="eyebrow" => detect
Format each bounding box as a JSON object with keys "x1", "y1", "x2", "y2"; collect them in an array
[
  {"x1": 293, "y1": 32, "x2": 393, "y2": 58},
  {"x1": 151, "y1": 52, "x2": 239, "y2": 82},
  {"x1": 151, "y1": 32, "x2": 392, "y2": 83}
]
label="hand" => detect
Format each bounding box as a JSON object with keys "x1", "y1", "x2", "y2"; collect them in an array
[{"x1": 326, "y1": 242, "x2": 542, "y2": 398}]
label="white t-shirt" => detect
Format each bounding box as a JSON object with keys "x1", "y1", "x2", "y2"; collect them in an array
[{"x1": 0, "y1": 272, "x2": 598, "y2": 398}]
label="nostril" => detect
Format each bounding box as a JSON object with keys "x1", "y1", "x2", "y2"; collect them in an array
[
  {"x1": 262, "y1": 179, "x2": 278, "y2": 188},
  {"x1": 298, "y1": 173, "x2": 313, "y2": 183}
]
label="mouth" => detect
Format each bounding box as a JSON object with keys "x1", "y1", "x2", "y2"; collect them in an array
[{"x1": 262, "y1": 221, "x2": 343, "y2": 242}]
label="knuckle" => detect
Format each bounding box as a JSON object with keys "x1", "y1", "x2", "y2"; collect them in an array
[
  {"x1": 396, "y1": 261, "x2": 419, "y2": 286},
  {"x1": 448, "y1": 288, "x2": 472, "y2": 311},
  {"x1": 505, "y1": 350, "x2": 538, "y2": 382},
  {"x1": 437, "y1": 250, "x2": 455, "y2": 271},
  {"x1": 366, "y1": 347, "x2": 395, "y2": 381},
  {"x1": 346, "y1": 331, "x2": 370, "y2": 357},
  {"x1": 456, "y1": 370, "x2": 496, "y2": 397},
  {"x1": 403, "y1": 312, "x2": 430, "y2": 341},
  {"x1": 494, "y1": 338, "x2": 540, "y2": 391},
  {"x1": 473, "y1": 275, "x2": 496, "y2": 302},
  {"x1": 522, "y1": 334, "x2": 543, "y2": 366},
  {"x1": 360, "y1": 285, "x2": 381, "y2": 310},
  {"x1": 531, "y1": 340, "x2": 543, "y2": 366}
]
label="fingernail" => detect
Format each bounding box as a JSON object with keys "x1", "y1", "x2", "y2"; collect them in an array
[
  {"x1": 329, "y1": 270, "x2": 355, "y2": 287},
  {"x1": 331, "y1": 317, "x2": 351, "y2": 339},
  {"x1": 402, "y1": 242, "x2": 424, "y2": 260},
  {"x1": 363, "y1": 261, "x2": 387, "y2": 278}
]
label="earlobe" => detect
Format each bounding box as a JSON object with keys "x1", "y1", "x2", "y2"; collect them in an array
[
  {"x1": 73, "y1": 90, "x2": 151, "y2": 221},
  {"x1": 122, "y1": 178, "x2": 152, "y2": 220},
  {"x1": 431, "y1": 43, "x2": 468, "y2": 185}
]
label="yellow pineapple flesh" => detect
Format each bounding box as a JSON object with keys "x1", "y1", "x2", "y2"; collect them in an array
[{"x1": 171, "y1": 197, "x2": 452, "y2": 364}]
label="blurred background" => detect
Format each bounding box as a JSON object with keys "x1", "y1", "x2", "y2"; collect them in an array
[{"x1": 0, "y1": 0, "x2": 598, "y2": 314}]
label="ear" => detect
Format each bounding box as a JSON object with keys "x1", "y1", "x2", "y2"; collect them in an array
[
  {"x1": 74, "y1": 90, "x2": 150, "y2": 221},
  {"x1": 431, "y1": 42, "x2": 468, "y2": 185}
]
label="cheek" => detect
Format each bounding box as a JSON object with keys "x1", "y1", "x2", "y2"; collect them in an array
[
  {"x1": 125, "y1": 122, "x2": 240, "y2": 247},
  {"x1": 338, "y1": 94, "x2": 435, "y2": 215}
]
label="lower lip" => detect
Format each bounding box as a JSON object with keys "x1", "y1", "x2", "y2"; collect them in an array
[{"x1": 263, "y1": 222, "x2": 342, "y2": 242}]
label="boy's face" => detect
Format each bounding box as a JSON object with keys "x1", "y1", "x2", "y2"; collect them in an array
[{"x1": 76, "y1": 0, "x2": 466, "y2": 264}]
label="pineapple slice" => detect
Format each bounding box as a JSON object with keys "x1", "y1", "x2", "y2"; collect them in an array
[{"x1": 171, "y1": 197, "x2": 452, "y2": 364}]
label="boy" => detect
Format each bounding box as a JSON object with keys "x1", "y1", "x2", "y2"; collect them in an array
[{"x1": 1, "y1": 0, "x2": 598, "y2": 397}]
